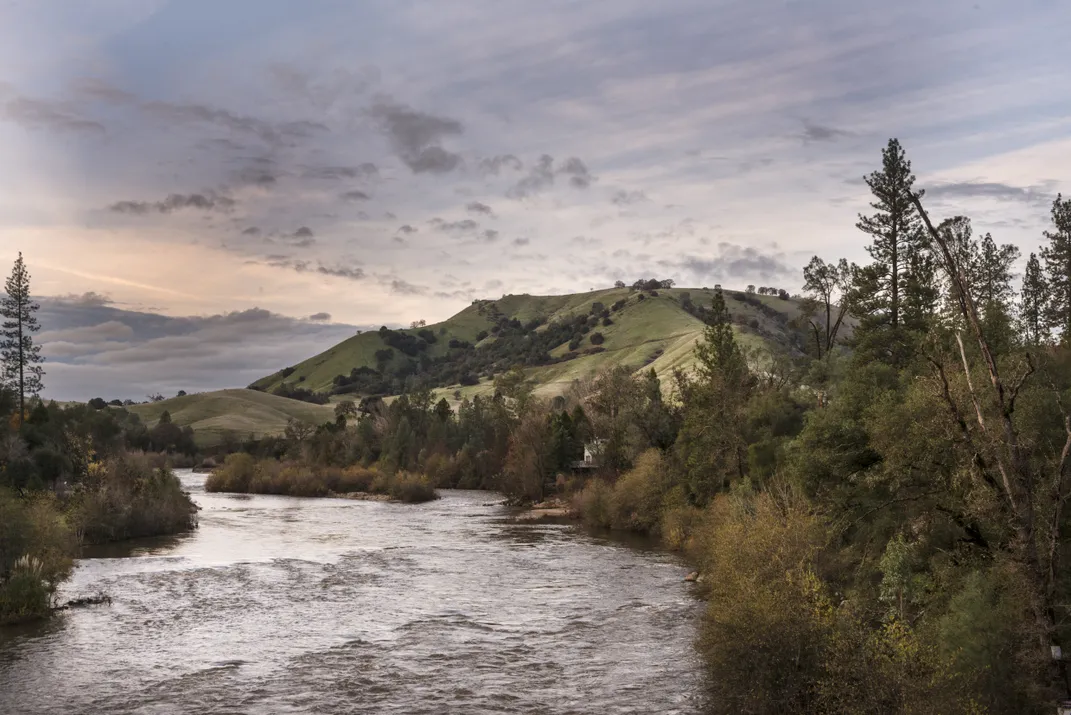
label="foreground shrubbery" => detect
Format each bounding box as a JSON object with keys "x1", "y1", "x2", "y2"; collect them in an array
[
  {"x1": 205, "y1": 453, "x2": 438, "y2": 503},
  {"x1": 0, "y1": 489, "x2": 75, "y2": 625},
  {"x1": 1, "y1": 454, "x2": 196, "y2": 625}
]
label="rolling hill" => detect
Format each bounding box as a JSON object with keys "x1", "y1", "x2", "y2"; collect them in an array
[
  {"x1": 252, "y1": 286, "x2": 813, "y2": 404},
  {"x1": 127, "y1": 388, "x2": 335, "y2": 447}
]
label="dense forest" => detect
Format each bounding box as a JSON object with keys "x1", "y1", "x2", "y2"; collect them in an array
[{"x1": 221, "y1": 138, "x2": 1071, "y2": 712}]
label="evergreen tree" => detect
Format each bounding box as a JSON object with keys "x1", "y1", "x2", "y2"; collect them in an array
[
  {"x1": 855, "y1": 138, "x2": 925, "y2": 332},
  {"x1": 1019, "y1": 252, "x2": 1048, "y2": 345},
  {"x1": 975, "y1": 232, "x2": 1020, "y2": 319},
  {"x1": 695, "y1": 288, "x2": 747, "y2": 382},
  {"x1": 1041, "y1": 193, "x2": 1071, "y2": 341},
  {"x1": 1, "y1": 253, "x2": 45, "y2": 419}
]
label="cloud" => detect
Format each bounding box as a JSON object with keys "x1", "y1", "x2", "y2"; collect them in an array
[
  {"x1": 109, "y1": 192, "x2": 236, "y2": 215},
  {"x1": 612, "y1": 190, "x2": 649, "y2": 206},
  {"x1": 663, "y1": 243, "x2": 793, "y2": 282},
  {"x1": 35, "y1": 298, "x2": 367, "y2": 400},
  {"x1": 304, "y1": 164, "x2": 378, "y2": 180},
  {"x1": 507, "y1": 155, "x2": 595, "y2": 198},
  {"x1": 293, "y1": 226, "x2": 314, "y2": 238},
  {"x1": 478, "y1": 154, "x2": 523, "y2": 175},
  {"x1": 242, "y1": 226, "x2": 261, "y2": 235},
  {"x1": 512, "y1": 237, "x2": 530, "y2": 246},
  {"x1": 507, "y1": 154, "x2": 555, "y2": 199},
  {"x1": 430, "y1": 218, "x2": 479, "y2": 233},
  {"x1": 397, "y1": 224, "x2": 418, "y2": 234},
  {"x1": 389, "y1": 279, "x2": 425, "y2": 295},
  {"x1": 480, "y1": 229, "x2": 500, "y2": 242},
  {"x1": 268, "y1": 258, "x2": 365, "y2": 281},
  {"x1": 40, "y1": 320, "x2": 135, "y2": 343},
  {"x1": 369, "y1": 100, "x2": 463, "y2": 174},
  {"x1": 800, "y1": 121, "x2": 853, "y2": 143},
  {"x1": 558, "y1": 157, "x2": 594, "y2": 189},
  {"x1": 466, "y1": 201, "x2": 494, "y2": 216},
  {"x1": 925, "y1": 181, "x2": 1055, "y2": 206},
  {"x1": 52, "y1": 291, "x2": 113, "y2": 307},
  {"x1": 3, "y1": 96, "x2": 105, "y2": 133},
  {"x1": 340, "y1": 190, "x2": 371, "y2": 201},
  {"x1": 141, "y1": 100, "x2": 283, "y2": 144}
]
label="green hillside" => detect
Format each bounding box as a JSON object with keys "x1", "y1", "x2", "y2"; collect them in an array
[
  {"x1": 128, "y1": 389, "x2": 334, "y2": 447},
  {"x1": 253, "y1": 286, "x2": 814, "y2": 402}
]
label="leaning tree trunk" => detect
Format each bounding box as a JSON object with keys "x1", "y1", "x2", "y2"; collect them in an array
[{"x1": 912, "y1": 193, "x2": 1071, "y2": 701}]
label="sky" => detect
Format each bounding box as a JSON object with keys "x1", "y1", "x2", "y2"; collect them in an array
[{"x1": 0, "y1": 0, "x2": 1069, "y2": 400}]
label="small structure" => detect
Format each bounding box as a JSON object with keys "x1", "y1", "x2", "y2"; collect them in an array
[{"x1": 570, "y1": 439, "x2": 605, "y2": 472}]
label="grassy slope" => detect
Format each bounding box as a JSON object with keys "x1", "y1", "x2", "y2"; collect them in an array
[
  {"x1": 128, "y1": 389, "x2": 334, "y2": 447},
  {"x1": 255, "y1": 287, "x2": 812, "y2": 405}
]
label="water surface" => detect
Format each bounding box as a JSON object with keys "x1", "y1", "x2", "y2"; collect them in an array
[{"x1": 0, "y1": 470, "x2": 705, "y2": 714}]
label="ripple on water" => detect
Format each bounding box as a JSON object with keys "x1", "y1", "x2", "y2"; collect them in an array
[{"x1": 0, "y1": 477, "x2": 706, "y2": 714}]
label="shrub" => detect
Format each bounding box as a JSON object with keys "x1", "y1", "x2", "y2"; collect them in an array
[
  {"x1": 602, "y1": 317, "x2": 613, "y2": 326},
  {"x1": 0, "y1": 490, "x2": 76, "y2": 625},
  {"x1": 388, "y1": 472, "x2": 439, "y2": 503},
  {"x1": 571, "y1": 478, "x2": 613, "y2": 529},
  {"x1": 71, "y1": 455, "x2": 197, "y2": 544},
  {"x1": 590, "y1": 332, "x2": 605, "y2": 345},
  {"x1": 608, "y1": 450, "x2": 671, "y2": 533},
  {"x1": 205, "y1": 452, "x2": 258, "y2": 492}
]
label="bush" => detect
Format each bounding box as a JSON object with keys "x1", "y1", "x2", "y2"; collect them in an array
[
  {"x1": 608, "y1": 450, "x2": 671, "y2": 533},
  {"x1": 0, "y1": 490, "x2": 76, "y2": 625},
  {"x1": 206, "y1": 457, "x2": 437, "y2": 503},
  {"x1": 388, "y1": 472, "x2": 439, "y2": 503},
  {"x1": 571, "y1": 478, "x2": 613, "y2": 528},
  {"x1": 205, "y1": 452, "x2": 257, "y2": 492},
  {"x1": 590, "y1": 332, "x2": 605, "y2": 345},
  {"x1": 71, "y1": 455, "x2": 198, "y2": 544}
]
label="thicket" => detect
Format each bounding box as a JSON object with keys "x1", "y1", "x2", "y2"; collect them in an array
[{"x1": 204, "y1": 452, "x2": 437, "y2": 503}]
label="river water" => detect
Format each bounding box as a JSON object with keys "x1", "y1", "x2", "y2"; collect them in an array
[{"x1": 0, "y1": 470, "x2": 705, "y2": 714}]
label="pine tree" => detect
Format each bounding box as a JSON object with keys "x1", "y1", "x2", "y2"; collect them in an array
[
  {"x1": 1019, "y1": 252, "x2": 1048, "y2": 345},
  {"x1": 1041, "y1": 194, "x2": 1071, "y2": 341},
  {"x1": 855, "y1": 138, "x2": 925, "y2": 331},
  {"x1": 1, "y1": 253, "x2": 45, "y2": 419},
  {"x1": 973, "y1": 232, "x2": 1020, "y2": 348},
  {"x1": 695, "y1": 288, "x2": 747, "y2": 382}
]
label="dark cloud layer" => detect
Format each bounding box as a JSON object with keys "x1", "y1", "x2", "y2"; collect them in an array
[{"x1": 36, "y1": 298, "x2": 365, "y2": 401}]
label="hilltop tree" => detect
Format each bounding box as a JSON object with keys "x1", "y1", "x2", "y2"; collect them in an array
[
  {"x1": 1041, "y1": 194, "x2": 1071, "y2": 341},
  {"x1": 855, "y1": 138, "x2": 926, "y2": 335},
  {"x1": 1019, "y1": 253, "x2": 1048, "y2": 345},
  {"x1": 1, "y1": 253, "x2": 45, "y2": 419},
  {"x1": 800, "y1": 256, "x2": 853, "y2": 360}
]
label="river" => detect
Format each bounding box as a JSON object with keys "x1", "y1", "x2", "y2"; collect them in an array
[{"x1": 0, "y1": 470, "x2": 706, "y2": 714}]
